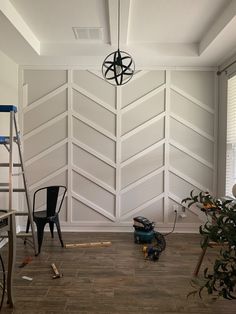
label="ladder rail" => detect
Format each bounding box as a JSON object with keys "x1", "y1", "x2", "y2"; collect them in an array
[
  {"x1": 0, "y1": 107, "x2": 38, "y2": 255},
  {"x1": 13, "y1": 114, "x2": 38, "y2": 255},
  {"x1": 9, "y1": 111, "x2": 14, "y2": 212}
]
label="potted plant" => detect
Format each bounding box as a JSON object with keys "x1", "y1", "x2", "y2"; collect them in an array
[{"x1": 182, "y1": 190, "x2": 236, "y2": 300}]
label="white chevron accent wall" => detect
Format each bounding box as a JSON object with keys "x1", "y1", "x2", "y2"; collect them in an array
[{"x1": 20, "y1": 69, "x2": 217, "y2": 232}]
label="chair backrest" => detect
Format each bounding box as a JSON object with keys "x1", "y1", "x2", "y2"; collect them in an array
[{"x1": 33, "y1": 185, "x2": 67, "y2": 217}]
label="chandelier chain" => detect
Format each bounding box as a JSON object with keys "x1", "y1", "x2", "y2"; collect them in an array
[{"x1": 118, "y1": 0, "x2": 120, "y2": 50}]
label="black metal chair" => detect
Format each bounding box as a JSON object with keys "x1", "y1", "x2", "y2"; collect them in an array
[{"x1": 27, "y1": 185, "x2": 67, "y2": 254}]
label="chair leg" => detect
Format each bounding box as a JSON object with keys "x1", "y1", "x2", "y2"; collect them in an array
[
  {"x1": 35, "y1": 220, "x2": 47, "y2": 254},
  {"x1": 55, "y1": 217, "x2": 64, "y2": 247},
  {"x1": 49, "y1": 221, "x2": 54, "y2": 238},
  {"x1": 24, "y1": 218, "x2": 30, "y2": 245}
]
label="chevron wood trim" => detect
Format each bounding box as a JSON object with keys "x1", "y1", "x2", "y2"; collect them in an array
[
  {"x1": 120, "y1": 166, "x2": 165, "y2": 194},
  {"x1": 72, "y1": 110, "x2": 116, "y2": 141},
  {"x1": 170, "y1": 139, "x2": 214, "y2": 169},
  {"x1": 28, "y1": 165, "x2": 68, "y2": 191},
  {"x1": 72, "y1": 82, "x2": 117, "y2": 114},
  {"x1": 120, "y1": 193, "x2": 165, "y2": 220},
  {"x1": 170, "y1": 112, "x2": 214, "y2": 142},
  {"x1": 121, "y1": 112, "x2": 165, "y2": 141},
  {"x1": 72, "y1": 138, "x2": 116, "y2": 168},
  {"x1": 121, "y1": 84, "x2": 166, "y2": 113},
  {"x1": 72, "y1": 191, "x2": 116, "y2": 222},
  {"x1": 72, "y1": 165, "x2": 116, "y2": 195},
  {"x1": 23, "y1": 111, "x2": 68, "y2": 139},
  {"x1": 23, "y1": 83, "x2": 68, "y2": 112},
  {"x1": 24, "y1": 138, "x2": 68, "y2": 166}
]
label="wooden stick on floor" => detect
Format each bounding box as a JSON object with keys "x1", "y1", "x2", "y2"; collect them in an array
[{"x1": 65, "y1": 241, "x2": 112, "y2": 248}]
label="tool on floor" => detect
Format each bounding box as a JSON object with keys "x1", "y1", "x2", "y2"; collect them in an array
[
  {"x1": 51, "y1": 263, "x2": 63, "y2": 279},
  {"x1": 0, "y1": 105, "x2": 38, "y2": 255},
  {"x1": 22, "y1": 276, "x2": 33, "y2": 281},
  {"x1": 65, "y1": 241, "x2": 112, "y2": 248},
  {"x1": 133, "y1": 216, "x2": 166, "y2": 261},
  {"x1": 18, "y1": 256, "x2": 33, "y2": 268}
]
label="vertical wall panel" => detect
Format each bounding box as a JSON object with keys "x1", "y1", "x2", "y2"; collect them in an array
[{"x1": 22, "y1": 69, "x2": 216, "y2": 231}]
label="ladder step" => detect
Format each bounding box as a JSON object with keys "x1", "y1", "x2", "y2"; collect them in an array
[
  {"x1": 0, "y1": 163, "x2": 22, "y2": 167},
  {"x1": 0, "y1": 188, "x2": 26, "y2": 192},
  {"x1": 0, "y1": 105, "x2": 17, "y2": 113},
  {"x1": 16, "y1": 233, "x2": 32, "y2": 238},
  {"x1": 15, "y1": 211, "x2": 29, "y2": 216},
  {"x1": 0, "y1": 136, "x2": 18, "y2": 144},
  {"x1": 0, "y1": 183, "x2": 9, "y2": 187},
  {"x1": 0, "y1": 233, "x2": 32, "y2": 238}
]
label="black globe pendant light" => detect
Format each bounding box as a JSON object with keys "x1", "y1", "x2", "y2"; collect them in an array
[{"x1": 102, "y1": 0, "x2": 135, "y2": 86}]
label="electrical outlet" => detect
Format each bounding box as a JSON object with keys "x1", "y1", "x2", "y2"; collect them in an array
[{"x1": 179, "y1": 206, "x2": 187, "y2": 218}]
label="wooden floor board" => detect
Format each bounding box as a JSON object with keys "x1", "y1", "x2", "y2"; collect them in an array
[{"x1": 1, "y1": 232, "x2": 236, "y2": 313}]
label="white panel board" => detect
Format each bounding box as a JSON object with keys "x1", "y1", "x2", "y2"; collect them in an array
[
  {"x1": 73, "y1": 144, "x2": 115, "y2": 188},
  {"x1": 170, "y1": 118, "x2": 213, "y2": 163},
  {"x1": 130, "y1": 198, "x2": 164, "y2": 223},
  {"x1": 170, "y1": 90, "x2": 214, "y2": 136},
  {"x1": 73, "y1": 89, "x2": 116, "y2": 135},
  {"x1": 171, "y1": 71, "x2": 214, "y2": 108},
  {"x1": 73, "y1": 70, "x2": 116, "y2": 108},
  {"x1": 24, "y1": 70, "x2": 67, "y2": 104},
  {"x1": 122, "y1": 71, "x2": 165, "y2": 107},
  {"x1": 121, "y1": 145, "x2": 164, "y2": 188},
  {"x1": 24, "y1": 90, "x2": 67, "y2": 134},
  {"x1": 121, "y1": 172, "x2": 164, "y2": 215},
  {"x1": 26, "y1": 144, "x2": 67, "y2": 186},
  {"x1": 73, "y1": 117, "x2": 116, "y2": 162},
  {"x1": 122, "y1": 89, "x2": 165, "y2": 135},
  {"x1": 24, "y1": 117, "x2": 67, "y2": 161},
  {"x1": 121, "y1": 118, "x2": 164, "y2": 161},
  {"x1": 170, "y1": 145, "x2": 213, "y2": 190},
  {"x1": 72, "y1": 171, "x2": 115, "y2": 215},
  {"x1": 169, "y1": 172, "x2": 201, "y2": 201},
  {"x1": 72, "y1": 198, "x2": 111, "y2": 222}
]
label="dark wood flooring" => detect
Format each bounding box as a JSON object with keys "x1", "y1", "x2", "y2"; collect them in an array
[{"x1": 1, "y1": 232, "x2": 236, "y2": 313}]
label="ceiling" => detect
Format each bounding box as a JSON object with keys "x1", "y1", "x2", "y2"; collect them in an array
[{"x1": 0, "y1": 0, "x2": 235, "y2": 68}]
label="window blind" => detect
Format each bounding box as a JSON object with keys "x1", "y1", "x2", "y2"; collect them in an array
[{"x1": 226, "y1": 74, "x2": 236, "y2": 196}]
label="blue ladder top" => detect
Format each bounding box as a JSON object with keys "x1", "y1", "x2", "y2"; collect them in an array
[
  {"x1": 0, "y1": 136, "x2": 9, "y2": 144},
  {"x1": 0, "y1": 105, "x2": 17, "y2": 113}
]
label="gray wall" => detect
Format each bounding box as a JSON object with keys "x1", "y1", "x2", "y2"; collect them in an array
[{"x1": 21, "y1": 69, "x2": 217, "y2": 232}]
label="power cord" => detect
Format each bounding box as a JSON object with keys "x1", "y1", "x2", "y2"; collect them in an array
[{"x1": 163, "y1": 209, "x2": 178, "y2": 237}]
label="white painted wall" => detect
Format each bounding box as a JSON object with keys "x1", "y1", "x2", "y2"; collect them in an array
[
  {"x1": 0, "y1": 50, "x2": 18, "y2": 210},
  {"x1": 20, "y1": 67, "x2": 217, "y2": 233}
]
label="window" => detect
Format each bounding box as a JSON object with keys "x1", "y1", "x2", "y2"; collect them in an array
[{"x1": 226, "y1": 74, "x2": 236, "y2": 196}]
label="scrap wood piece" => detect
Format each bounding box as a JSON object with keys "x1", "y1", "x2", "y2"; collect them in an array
[
  {"x1": 22, "y1": 276, "x2": 33, "y2": 281},
  {"x1": 51, "y1": 263, "x2": 63, "y2": 279},
  {"x1": 65, "y1": 241, "x2": 112, "y2": 248}
]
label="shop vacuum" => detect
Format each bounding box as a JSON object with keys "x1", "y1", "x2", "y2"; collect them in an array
[{"x1": 133, "y1": 216, "x2": 169, "y2": 261}]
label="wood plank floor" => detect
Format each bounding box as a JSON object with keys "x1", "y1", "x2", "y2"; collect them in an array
[{"x1": 1, "y1": 232, "x2": 236, "y2": 313}]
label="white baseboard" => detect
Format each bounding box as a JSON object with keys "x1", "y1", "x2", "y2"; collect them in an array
[{"x1": 18, "y1": 222, "x2": 200, "y2": 233}]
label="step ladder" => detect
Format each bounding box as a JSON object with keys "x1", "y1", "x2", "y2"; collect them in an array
[{"x1": 0, "y1": 105, "x2": 38, "y2": 255}]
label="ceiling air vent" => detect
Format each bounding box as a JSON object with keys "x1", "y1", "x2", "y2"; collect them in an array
[{"x1": 72, "y1": 27, "x2": 103, "y2": 41}]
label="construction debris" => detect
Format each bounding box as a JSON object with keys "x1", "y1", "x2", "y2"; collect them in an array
[
  {"x1": 51, "y1": 263, "x2": 63, "y2": 279},
  {"x1": 22, "y1": 276, "x2": 33, "y2": 281},
  {"x1": 19, "y1": 256, "x2": 33, "y2": 268},
  {"x1": 65, "y1": 241, "x2": 112, "y2": 248}
]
